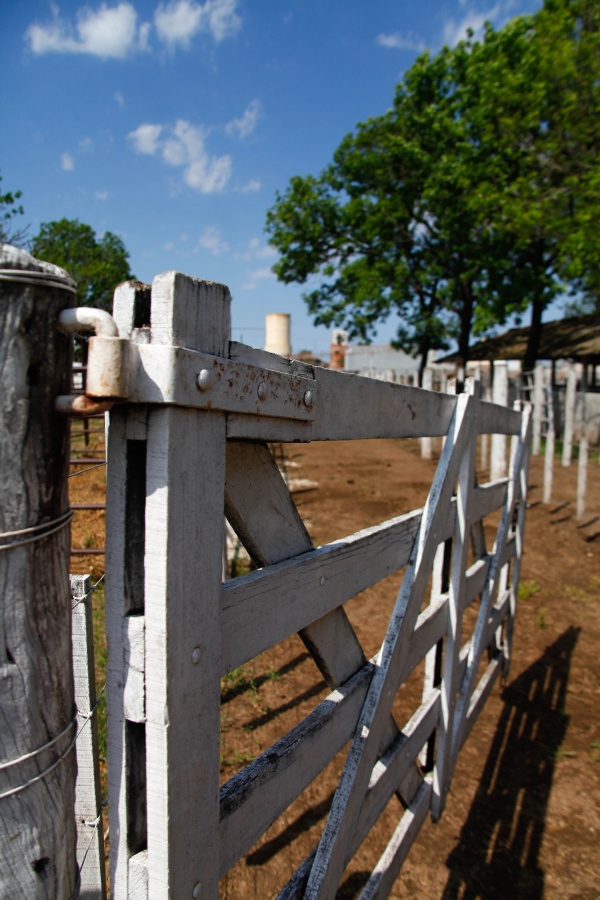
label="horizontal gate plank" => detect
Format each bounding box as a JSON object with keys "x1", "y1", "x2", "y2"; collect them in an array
[
  {"x1": 221, "y1": 510, "x2": 422, "y2": 675},
  {"x1": 227, "y1": 346, "x2": 458, "y2": 442},
  {"x1": 219, "y1": 601, "x2": 446, "y2": 874},
  {"x1": 278, "y1": 693, "x2": 438, "y2": 900},
  {"x1": 219, "y1": 663, "x2": 373, "y2": 876}
]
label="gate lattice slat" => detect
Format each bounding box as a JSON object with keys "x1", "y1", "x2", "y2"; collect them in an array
[{"x1": 95, "y1": 272, "x2": 532, "y2": 899}]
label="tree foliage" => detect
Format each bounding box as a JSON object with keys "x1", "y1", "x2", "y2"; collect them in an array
[
  {"x1": 0, "y1": 172, "x2": 29, "y2": 247},
  {"x1": 31, "y1": 218, "x2": 134, "y2": 311},
  {"x1": 266, "y1": 0, "x2": 600, "y2": 375}
]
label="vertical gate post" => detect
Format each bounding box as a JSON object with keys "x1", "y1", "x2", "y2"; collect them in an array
[
  {"x1": 105, "y1": 273, "x2": 231, "y2": 898},
  {"x1": 0, "y1": 245, "x2": 77, "y2": 897}
]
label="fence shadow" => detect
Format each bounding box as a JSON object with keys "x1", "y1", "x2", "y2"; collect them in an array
[{"x1": 442, "y1": 626, "x2": 580, "y2": 899}]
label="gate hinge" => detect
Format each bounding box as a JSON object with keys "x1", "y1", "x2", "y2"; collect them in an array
[{"x1": 56, "y1": 308, "x2": 316, "y2": 421}]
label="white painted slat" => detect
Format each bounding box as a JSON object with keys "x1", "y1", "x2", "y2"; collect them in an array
[
  {"x1": 471, "y1": 479, "x2": 508, "y2": 522},
  {"x1": 305, "y1": 395, "x2": 473, "y2": 899},
  {"x1": 123, "y1": 614, "x2": 145, "y2": 723},
  {"x1": 452, "y1": 405, "x2": 531, "y2": 762},
  {"x1": 71, "y1": 574, "x2": 107, "y2": 899},
  {"x1": 128, "y1": 850, "x2": 149, "y2": 900},
  {"x1": 458, "y1": 655, "x2": 503, "y2": 753},
  {"x1": 105, "y1": 281, "x2": 151, "y2": 898},
  {"x1": 144, "y1": 272, "x2": 230, "y2": 898},
  {"x1": 226, "y1": 359, "x2": 458, "y2": 442},
  {"x1": 478, "y1": 399, "x2": 521, "y2": 436},
  {"x1": 221, "y1": 510, "x2": 422, "y2": 674},
  {"x1": 432, "y1": 382, "x2": 479, "y2": 821},
  {"x1": 359, "y1": 776, "x2": 433, "y2": 900},
  {"x1": 219, "y1": 600, "x2": 446, "y2": 875}
]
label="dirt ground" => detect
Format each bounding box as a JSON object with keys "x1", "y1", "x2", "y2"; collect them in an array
[
  {"x1": 70, "y1": 432, "x2": 600, "y2": 898},
  {"x1": 218, "y1": 437, "x2": 600, "y2": 899}
]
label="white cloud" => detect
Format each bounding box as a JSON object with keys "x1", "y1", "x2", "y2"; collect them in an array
[
  {"x1": 198, "y1": 226, "x2": 229, "y2": 255},
  {"x1": 154, "y1": 0, "x2": 240, "y2": 48},
  {"x1": 235, "y1": 237, "x2": 275, "y2": 262},
  {"x1": 205, "y1": 0, "x2": 241, "y2": 41},
  {"x1": 242, "y1": 267, "x2": 275, "y2": 290},
  {"x1": 128, "y1": 119, "x2": 232, "y2": 193},
  {"x1": 79, "y1": 136, "x2": 93, "y2": 151},
  {"x1": 376, "y1": 31, "x2": 426, "y2": 52},
  {"x1": 225, "y1": 99, "x2": 261, "y2": 139},
  {"x1": 95, "y1": 189, "x2": 109, "y2": 200},
  {"x1": 164, "y1": 241, "x2": 174, "y2": 251},
  {"x1": 442, "y1": 4, "x2": 501, "y2": 46},
  {"x1": 26, "y1": 2, "x2": 147, "y2": 59},
  {"x1": 114, "y1": 90, "x2": 125, "y2": 107},
  {"x1": 61, "y1": 152, "x2": 75, "y2": 171},
  {"x1": 241, "y1": 178, "x2": 261, "y2": 194},
  {"x1": 128, "y1": 123, "x2": 163, "y2": 155}
]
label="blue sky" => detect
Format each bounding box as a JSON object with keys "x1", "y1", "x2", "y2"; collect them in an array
[{"x1": 2, "y1": 0, "x2": 541, "y2": 358}]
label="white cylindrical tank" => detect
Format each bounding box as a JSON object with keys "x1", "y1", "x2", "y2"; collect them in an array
[{"x1": 265, "y1": 313, "x2": 291, "y2": 357}]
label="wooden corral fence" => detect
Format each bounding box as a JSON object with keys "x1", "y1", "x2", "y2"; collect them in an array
[{"x1": 0, "y1": 258, "x2": 532, "y2": 898}]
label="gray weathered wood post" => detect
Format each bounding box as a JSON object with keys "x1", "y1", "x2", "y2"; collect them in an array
[{"x1": 0, "y1": 245, "x2": 78, "y2": 897}]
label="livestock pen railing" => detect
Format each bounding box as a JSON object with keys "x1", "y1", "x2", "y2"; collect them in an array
[{"x1": 0, "y1": 259, "x2": 532, "y2": 898}]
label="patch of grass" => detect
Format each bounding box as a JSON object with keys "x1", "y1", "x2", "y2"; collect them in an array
[
  {"x1": 535, "y1": 607, "x2": 550, "y2": 628},
  {"x1": 518, "y1": 580, "x2": 541, "y2": 602},
  {"x1": 591, "y1": 741, "x2": 600, "y2": 762},
  {"x1": 554, "y1": 747, "x2": 577, "y2": 761}
]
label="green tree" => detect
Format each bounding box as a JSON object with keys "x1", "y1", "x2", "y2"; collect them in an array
[
  {"x1": 461, "y1": 1, "x2": 600, "y2": 368},
  {"x1": 266, "y1": 0, "x2": 600, "y2": 375},
  {"x1": 266, "y1": 45, "x2": 509, "y2": 383},
  {"x1": 0, "y1": 172, "x2": 29, "y2": 247},
  {"x1": 31, "y1": 218, "x2": 134, "y2": 311}
]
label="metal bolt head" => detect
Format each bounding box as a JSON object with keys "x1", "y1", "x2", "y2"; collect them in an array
[
  {"x1": 192, "y1": 882, "x2": 202, "y2": 898},
  {"x1": 257, "y1": 382, "x2": 267, "y2": 401},
  {"x1": 196, "y1": 369, "x2": 211, "y2": 391},
  {"x1": 320, "y1": 576, "x2": 326, "y2": 587},
  {"x1": 192, "y1": 647, "x2": 201, "y2": 665},
  {"x1": 304, "y1": 390, "x2": 314, "y2": 409}
]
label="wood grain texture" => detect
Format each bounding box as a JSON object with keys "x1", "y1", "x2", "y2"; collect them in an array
[
  {"x1": 143, "y1": 273, "x2": 230, "y2": 899},
  {"x1": 71, "y1": 575, "x2": 106, "y2": 899},
  {"x1": 0, "y1": 252, "x2": 77, "y2": 898}
]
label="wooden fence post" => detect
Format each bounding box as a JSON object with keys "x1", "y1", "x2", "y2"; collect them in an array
[
  {"x1": 71, "y1": 574, "x2": 107, "y2": 899},
  {"x1": 562, "y1": 365, "x2": 577, "y2": 467},
  {"x1": 490, "y1": 361, "x2": 508, "y2": 480},
  {"x1": 420, "y1": 368, "x2": 434, "y2": 460},
  {"x1": 532, "y1": 363, "x2": 544, "y2": 456},
  {"x1": 543, "y1": 367, "x2": 555, "y2": 504},
  {"x1": 0, "y1": 245, "x2": 77, "y2": 897}
]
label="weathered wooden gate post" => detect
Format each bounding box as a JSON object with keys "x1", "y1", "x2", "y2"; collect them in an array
[{"x1": 0, "y1": 245, "x2": 77, "y2": 897}]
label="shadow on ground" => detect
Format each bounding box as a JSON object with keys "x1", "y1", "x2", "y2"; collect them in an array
[{"x1": 442, "y1": 627, "x2": 580, "y2": 899}]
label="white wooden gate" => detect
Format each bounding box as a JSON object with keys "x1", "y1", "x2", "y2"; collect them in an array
[{"x1": 86, "y1": 272, "x2": 531, "y2": 898}]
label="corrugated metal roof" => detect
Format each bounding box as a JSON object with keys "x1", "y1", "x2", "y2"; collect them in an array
[{"x1": 440, "y1": 312, "x2": 600, "y2": 363}]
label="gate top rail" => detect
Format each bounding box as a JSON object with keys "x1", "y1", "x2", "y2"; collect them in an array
[{"x1": 56, "y1": 292, "x2": 521, "y2": 442}]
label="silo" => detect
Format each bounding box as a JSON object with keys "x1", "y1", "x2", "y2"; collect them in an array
[{"x1": 265, "y1": 313, "x2": 291, "y2": 357}]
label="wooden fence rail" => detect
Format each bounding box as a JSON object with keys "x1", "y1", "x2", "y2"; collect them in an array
[{"x1": 1, "y1": 259, "x2": 532, "y2": 899}]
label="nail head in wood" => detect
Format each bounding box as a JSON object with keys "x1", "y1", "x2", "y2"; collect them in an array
[
  {"x1": 191, "y1": 647, "x2": 202, "y2": 665},
  {"x1": 257, "y1": 383, "x2": 267, "y2": 401}
]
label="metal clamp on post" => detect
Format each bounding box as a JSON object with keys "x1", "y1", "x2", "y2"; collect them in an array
[{"x1": 56, "y1": 307, "x2": 130, "y2": 416}]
